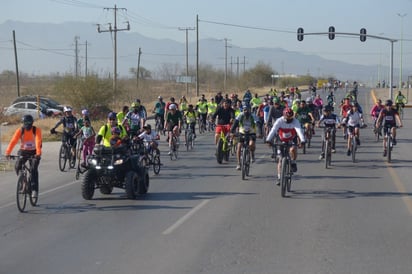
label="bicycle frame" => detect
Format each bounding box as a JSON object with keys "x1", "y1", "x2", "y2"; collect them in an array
[
  {"x1": 276, "y1": 140, "x2": 294, "y2": 197},
  {"x1": 239, "y1": 132, "x2": 251, "y2": 180}
]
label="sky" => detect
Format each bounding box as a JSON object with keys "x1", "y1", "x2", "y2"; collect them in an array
[{"x1": 1, "y1": 0, "x2": 412, "y2": 75}]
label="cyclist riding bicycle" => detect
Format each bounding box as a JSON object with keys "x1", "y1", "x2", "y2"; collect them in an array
[
  {"x1": 73, "y1": 117, "x2": 95, "y2": 167},
  {"x1": 138, "y1": 124, "x2": 160, "y2": 154},
  {"x1": 395, "y1": 91, "x2": 407, "y2": 112},
  {"x1": 184, "y1": 104, "x2": 197, "y2": 139},
  {"x1": 153, "y1": 96, "x2": 165, "y2": 131},
  {"x1": 370, "y1": 99, "x2": 384, "y2": 129},
  {"x1": 341, "y1": 102, "x2": 364, "y2": 156},
  {"x1": 123, "y1": 101, "x2": 145, "y2": 137},
  {"x1": 5, "y1": 114, "x2": 42, "y2": 199},
  {"x1": 231, "y1": 102, "x2": 257, "y2": 170},
  {"x1": 295, "y1": 100, "x2": 315, "y2": 139},
  {"x1": 212, "y1": 99, "x2": 235, "y2": 145},
  {"x1": 375, "y1": 99, "x2": 403, "y2": 156},
  {"x1": 165, "y1": 104, "x2": 183, "y2": 155},
  {"x1": 196, "y1": 97, "x2": 208, "y2": 132},
  {"x1": 266, "y1": 108, "x2": 305, "y2": 185},
  {"x1": 317, "y1": 105, "x2": 340, "y2": 159},
  {"x1": 50, "y1": 106, "x2": 78, "y2": 161}
]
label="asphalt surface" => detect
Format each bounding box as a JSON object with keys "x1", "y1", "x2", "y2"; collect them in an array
[{"x1": 0, "y1": 88, "x2": 412, "y2": 274}]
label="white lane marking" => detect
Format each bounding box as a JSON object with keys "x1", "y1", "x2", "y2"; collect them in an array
[
  {"x1": 0, "y1": 180, "x2": 79, "y2": 210},
  {"x1": 162, "y1": 199, "x2": 210, "y2": 235}
]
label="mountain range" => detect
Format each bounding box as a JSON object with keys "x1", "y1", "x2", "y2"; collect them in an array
[{"x1": 0, "y1": 20, "x2": 406, "y2": 85}]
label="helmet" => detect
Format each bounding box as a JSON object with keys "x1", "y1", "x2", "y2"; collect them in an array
[
  {"x1": 158, "y1": 96, "x2": 162, "y2": 99},
  {"x1": 111, "y1": 126, "x2": 121, "y2": 135},
  {"x1": 22, "y1": 114, "x2": 34, "y2": 129},
  {"x1": 63, "y1": 106, "x2": 72, "y2": 112},
  {"x1": 305, "y1": 97, "x2": 312, "y2": 104},
  {"x1": 107, "y1": 112, "x2": 117, "y2": 120},
  {"x1": 385, "y1": 99, "x2": 393, "y2": 106},
  {"x1": 131, "y1": 102, "x2": 138, "y2": 108},
  {"x1": 283, "y1": 108, "x2": 294, "y2": 118},
  {"x1": 188, "y1": 104, "x2": 194, "y2": 108},
  {"x1": 81, "y1": 109, "x2": 89, "y2": 116},
  {"x1": 324, "y1": 105, "x2": 333, "y2": 112},
  {"x1": 169, "y1": 104, "x2": 177, "y2": 110},
  {"x1": 273, "y1": 97, "x2": 280, "y2": 104},
  {"x1": 143, "y1": 124, "x2": 151, "y2": 130}
]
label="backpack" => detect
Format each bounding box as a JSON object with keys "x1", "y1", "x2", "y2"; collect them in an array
[{"x1": 21, "y1": 126, "x2": 42, "y2": 148}]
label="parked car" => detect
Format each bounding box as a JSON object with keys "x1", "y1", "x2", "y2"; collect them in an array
[
  {"x1": 3, "y1": 101, "x2": 62, "y2": 119},
  {"x1": 12, "y1": 95, "x2": 64, "y2": 112}
]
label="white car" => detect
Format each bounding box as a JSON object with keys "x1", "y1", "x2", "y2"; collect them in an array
[{"x1": 3, "y1": 101, "x2": 62, "y2": 119}]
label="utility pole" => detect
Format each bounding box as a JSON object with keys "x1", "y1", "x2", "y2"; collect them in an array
[
  {"x1": 78, "y1": 40, "x2": 89, "y2": 77},
  {"x1": 223, "y1": 38, "x2": 231, "y2": 92},
  {"x1": 97, "y1": 4, "x2": 130, "y2": 93},
  {"x1": 12, "y1": 30, "x2": 20, "y2": 97},
  {"x1": 136, "y1": 47, "x2": 142, "y2": 90},
  {"x1": 179, "y1": 27, "x2": 195, "y2": 96},
  {"x1": 74, "y1": 36, "x2": 80, "y2": 77},
  {"x1": 196, "y1": 15, "x2": 199, "y2": 97},
  {"x1": 397, "y1": 13, "x2": 407, "y2": 89}
]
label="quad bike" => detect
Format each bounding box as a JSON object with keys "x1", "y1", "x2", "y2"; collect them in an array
[{"x1": 81, "y1": 144, "x2": 149, "y2": 200}]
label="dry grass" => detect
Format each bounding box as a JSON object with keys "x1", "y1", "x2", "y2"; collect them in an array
[{"x1": 1, "y1": 75, "x2": 280, "y2": 142}]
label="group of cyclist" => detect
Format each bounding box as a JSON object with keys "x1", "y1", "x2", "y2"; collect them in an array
[{"x1": 4, "y1": 86, "x2": 406, "y2": 199}]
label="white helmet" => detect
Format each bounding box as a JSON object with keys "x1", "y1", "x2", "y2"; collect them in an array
[{"x1": 63, "y1": 106, "x2": 72, "y2": 112}]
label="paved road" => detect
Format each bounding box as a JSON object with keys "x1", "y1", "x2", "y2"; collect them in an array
[{"x1": 0, "y1": 88, "x2": 411, "y2": 274}]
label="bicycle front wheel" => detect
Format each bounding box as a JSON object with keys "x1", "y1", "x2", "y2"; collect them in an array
[
  {"x1": 153, "y1": 154, "x2": 161, "y2": 174},
  {"x1": 325, "y1": 140, "x2": 331, "y2": 169},
  {"x1": 280, "y1": 157, "x2": 288, "y2": 197},
  {"x1": 387, "y1": 135, "x2": 392, "y2": 163},
  {"x1": 351, "y1": 137, "x2": 357, "y2": 163},
  {"x1": 16, "y1": 174, "x2": 28, "y2": 212},
  {"x1": 59, "y1": 144, "x2": 68, "y2": 171}
]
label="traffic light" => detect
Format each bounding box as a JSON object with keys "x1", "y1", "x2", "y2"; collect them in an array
[
  {"x1": 328, "y1": 26, "x2": 335, "y2": 40},
  {"x1": 297, "y1": 27, "x2": 304, "y2": 41},
  {"x1": 360, "y1": 28, "x2": 367, "y2": 42}
]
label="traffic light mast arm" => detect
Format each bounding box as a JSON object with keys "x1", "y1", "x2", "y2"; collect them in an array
[{"x1": 301, "y1": 32, "x2": 397, "y2": 42}]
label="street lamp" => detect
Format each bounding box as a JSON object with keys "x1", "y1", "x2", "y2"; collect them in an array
[{"x1": 397, "y1": 13, "x2": 407, "y2": 89}]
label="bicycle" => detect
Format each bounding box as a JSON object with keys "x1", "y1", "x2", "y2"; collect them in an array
[
  {"x1": 320, "y1": 127, "x2": 335, "y2": 168},
  {"x1": 185, "y1": 126, "x2": 195, "y2": 151},
  {"x1": 75, "y1": 138, "x2": 91, "y2": 180},
  {"x1": 10, "y1": 155, "x2": 38, "y2": 212},
  {"x1": 154, "y1": 114, "x2": 165, "y2": 136},
  {"x1": 53, "y1": 131, "x2": 77, "y2": 171},
  {"x1": 373, "y1": 121, "x2": 382, "y2": 142},
  {"x1": 384, "y1": 125, "x2": 398, "y2": 163},
  {"x1": 198, "y1": 115, "x2": 206, "y2": 134},
  {"x1": 137, "y1": 139, "x2": 162, "y2": 174},
  {"x1": 397, "y1": 104, "x2": 404, "y2": 120},
  {"x1": 216, "y1": 129, "x2": 231, "y2": 164},
  {"x1": 239, "y1": 132, "x2": 252, "y2": 180},
  {"x1": 273, "y1": 140, "x2": 294, "y2": 197},
  {"x1": 301, "y1": 124, "x2": 312, "y2": 154},
  {"x1": 206, "y1": 114, "x2": 216, "y2": 132},
  {"x1": 170, "y1": 133, "x2": 179, "y2": 160}
]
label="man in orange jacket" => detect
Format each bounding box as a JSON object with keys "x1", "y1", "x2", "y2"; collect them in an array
[{"x1": 5, "y1": 114, "x2": 42, "y2": 199}]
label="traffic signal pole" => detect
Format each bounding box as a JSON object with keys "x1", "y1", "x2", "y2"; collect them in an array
[{"x1": 297, "y1": 28, "x2": 397, "y2": 99}]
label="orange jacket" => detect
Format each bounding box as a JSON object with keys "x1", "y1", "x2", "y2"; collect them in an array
[{"x1": 5, "y1": 127, "x2": 42, "y2": 156}]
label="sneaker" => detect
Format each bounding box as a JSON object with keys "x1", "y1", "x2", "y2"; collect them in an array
[
  {"x1": 276, "y1": 178, "x2": 281, "y2": 186},
  {"x1": 236, "y1": 165, "x2": 241, "y2": 170},
  {"x1": 81, "y1": 162, "x2": 87, "y2": 168},
  {"x1": 393, "y1": 139, "x2": 397, "y2": 146},
  {"x1": 291, "y1": 163, "x2": 297, "y2": 172},
  {"x1": 251, "y1": 156, "x2": 256, "y2": 163},
  {"x1": 347, "y1": 149, "x2": 351, "y2": 156},
  {"x1": 31, "y1": 191, "x2": 38, "y2": 199},
  {"x1": 319, "y1": 153, "x2": 325, "y2": 160},
  {"x1": 356, "y1": 138, "x2": 360, "y2": 146},
  {"x1": 383, "y1": 150, "x2": 387, "y2": 157},
  {"x1": 167, "y1": 151, "x2": 172, "y2": 155},
  {"x1": 332, "y1": 149, "x2": 336, "y2": 153}
]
